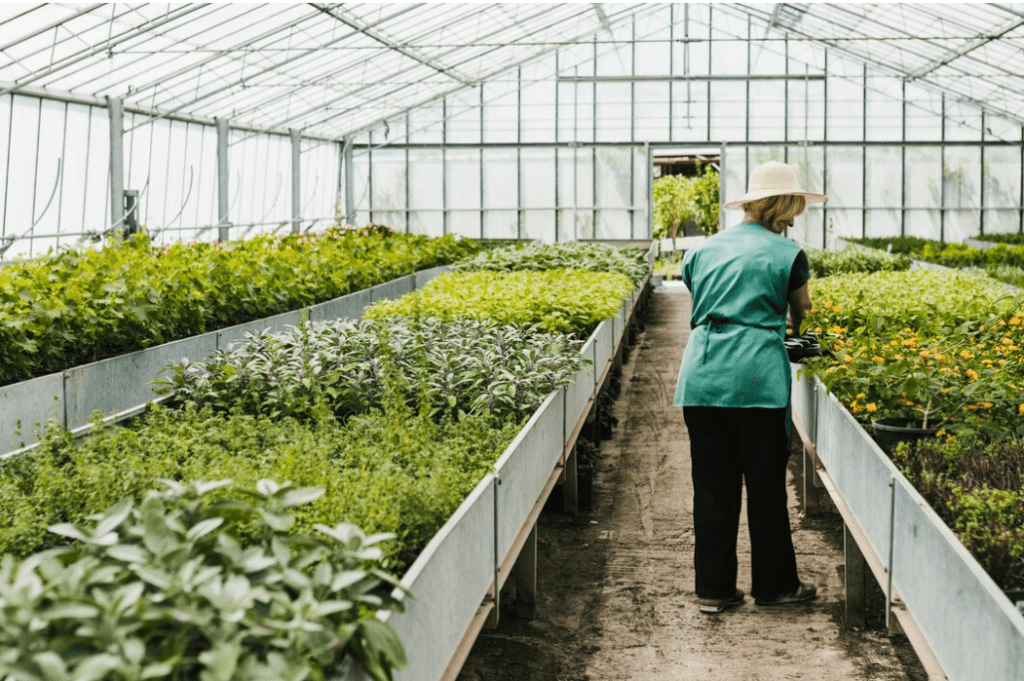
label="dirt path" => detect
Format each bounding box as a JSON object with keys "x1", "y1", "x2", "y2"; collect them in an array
[{"x1": 456, "y1": 286, "x2": 926, "y2": 681}]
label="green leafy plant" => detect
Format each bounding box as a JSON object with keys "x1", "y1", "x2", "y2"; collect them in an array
[
  {"x1": 155, "y1": 318, "x2": 590, "y2": 425},
  {"x1": 0, "y1": 478, "x2": 407, "y2": 681},
  {"x1": 806, "y1": 247, "x2": 912, "y2": 278},
  {"x1": 363, "y1": 270, "x2": 634, "y2": 337},
  {"x1": 453, "y1": 241, "x2": 650, "y2": 287},
  {"x1": 0, "y1": 227, "x2": 483, "y2": 387},
  {"x1": 652, "y1": 165, "x2": 720, "y2": 239}
]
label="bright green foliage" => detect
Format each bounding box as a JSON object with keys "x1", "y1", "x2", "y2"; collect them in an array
[
  {"x1": 893, "y1": 435, "x2": 1024, "y2": 591},
  {"x1": 0, "y1": 405, "x2": 517, "y2": 570},
  {"x1": 849, "y1": 236, "x2": 1024, "y2": 288},
  {"x1": 363, "y1": 270, "x2": 634, "y2": 336},
  {"x1": 0, "y1": 478, "x2": 407, "y2": 681},
  {"x1": 805, "y1": 270, "x2": 1018, "y2": 336},
  {"x1": 801, "y1": 271, "x2": 1024, "y2": 432},
  {"x1": 806, "y1": 247, "x2": 912, "y2": 278},
  {"x1": 973, "y1": 233, "x2": 1024, "y2": 246},
  {"x1": 652, "y1": 166, "x2": 720, "y2": 239},
  {"x1": 156, "y1": 318, "x2": 589, "y2": 424},
  {"x1": 453, "y1": 241, "x2": 650, "y2": 287},
  {"x1": 0, "y1": 228, "x2": 482, "y2": 386}
]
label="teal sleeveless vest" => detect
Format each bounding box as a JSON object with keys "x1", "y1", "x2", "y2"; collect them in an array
[{"x1": 673, "y1": 222, "x2": 802, "y2": 409}]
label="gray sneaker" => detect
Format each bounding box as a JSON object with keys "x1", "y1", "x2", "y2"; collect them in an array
[
  {"x1": 698, "y1": 589, "x2": 745, "y2": 614},
  {"x1": 755, "y1": 582, "x2": 817, "y2": 606}
]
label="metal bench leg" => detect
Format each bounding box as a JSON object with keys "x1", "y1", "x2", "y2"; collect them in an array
[
  {"x1": 515, "y1": 523, "x2": 538, "y2": 619},
  {"x1": 845, "y1": 523, "x2": 867, "y2": 629},
  {"x1": 564, "y1": 444, "x2": 579, "y2": 515}
]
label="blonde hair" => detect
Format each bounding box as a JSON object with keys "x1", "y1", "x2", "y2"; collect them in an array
[{"x1": 743, "y1": 194, "x2": 806, "y2": 234}]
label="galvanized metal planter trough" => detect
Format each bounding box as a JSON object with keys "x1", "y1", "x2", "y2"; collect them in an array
[
  {"x1": 0, "y1": 269, "x2": 434, "y2": 456},
  {"x1": 344, "y1": 244, "x2": 656, "y2": 681},
  {"x1": 790, "y1": 365, "x2": 1024, "y2": 681}
]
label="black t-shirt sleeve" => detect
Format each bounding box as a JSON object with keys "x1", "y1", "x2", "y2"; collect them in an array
[{"x1": 788, "y1": 249, "x2": 809, "y2": 292}]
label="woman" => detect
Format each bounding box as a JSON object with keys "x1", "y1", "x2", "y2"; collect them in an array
[{"x1": 674, "y1": 161, "x2": 824, "y2": 614}]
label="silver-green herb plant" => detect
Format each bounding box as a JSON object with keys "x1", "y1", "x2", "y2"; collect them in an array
[{"x1": 0, "y1": 478, "x2": 407, "y2": 681}]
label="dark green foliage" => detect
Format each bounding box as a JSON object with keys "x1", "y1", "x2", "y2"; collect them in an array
[
  {"x1": 0, "y1": 405, "x2": 517, "y2": 571},
  {"x1": 806, "y1": 247, "x2": 912, "y2": 278},
  {"x1": 971, "y1": 233, "x2": 1024, "y2": 246},
  {"x1": 849, "y1": 236, "x2": 1024, "y2": 287},
  {"x1": 0, "y1": 227, "x2": 482, "y2": 386},
  {"x1": 892, "y1": 435, "x2": 1024, "y2": 591},
  {"x1": 453, "y1": 241, "x2": 650, "y2": 287},
  {"x1": 156, "y1": 318, "x2": 590, "y2": 425},
  {"x1": 0, "y1": 478, "x2": 407, "y2": 681}
]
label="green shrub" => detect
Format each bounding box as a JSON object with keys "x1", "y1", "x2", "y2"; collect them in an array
[
  {"x1": 157, "y1": 318, "x2": 589, "y2": 425},
  {"x1": 0, "y1": 478, "x2": 407, "y2": 681},
  {"x1": 363, "y1": 269, "x2": 634, "y2": 336},
  {"x1": 453, "y1": 240, "x2": 650, "y2": 287},
  {"x1": 806, "y1": 247, "x2": 912, "y2": 278},
  {"x1": 0, "y1": 227, "x2": 482, "y2": 386},
  {"x1": 0, "y1": 405, "x2": 518, "y2": 570},
  {"x1": 893, "y1": 435, "x2": 1024, "y2": 591}
]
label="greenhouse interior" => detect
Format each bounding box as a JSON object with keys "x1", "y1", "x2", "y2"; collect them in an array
[{"x1": 1, "y1": 3, "x2": 1023, "y2": 680}]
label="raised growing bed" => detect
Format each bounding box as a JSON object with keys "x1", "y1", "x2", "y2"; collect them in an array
[
  {"x1": 0, "y1": 267, "x2": 442, "y2": 456},
  {"x1": 791, "y1": 365, "x2": 1024, "y2": 681},
  {"x1": 345, "y1": 242, "x2": 656, "y2": 681}
]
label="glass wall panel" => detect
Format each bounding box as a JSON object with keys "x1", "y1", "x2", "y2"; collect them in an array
[
  {"x1": 409, "y1": 211, "x2": 443, "y2": 237},
  {"x1": 446, "y1": 149, "x2": 480, "y2": 238},
  {"x1": 31, "y1": 98, "x2": 65, "y2": 253},
  {"x1": 748, "y1": 81, "x2": 786, "y2": 141},
  {"x1": 446, "y1": 89, "x2": 481, "y2": 145},
  {"x1": 596, "y1": 83, "x2": 632, "y2": 142},
  {"x1": 945, "y1": 101, "x2": 982, "y2": 142},
  {"x1": 484, "y1": 211, "x2": 518, "y2": 239},
  {"x1": 865, "y1": 74, "x2": 902, "y2": 142},
  {"x1": 904, "y1": 84, "x2": 943, "y2": 141},
  {"x1": 524, "y1": 211, "x2": 556, "y2": 242},
  {"x1": 945, "y1": 210, "x2": 979, "y2": 242},
  {"x1": 408, "y1": 102, "x2": 443, "y2": 145},
  {"x1": 634, "y1": 82, "x2": 669, "y2": 142},
  {"x1": 596, "y1": 209, "x2": 630, "y2": 240},
  {"x1": 521, "y1": 60, "x2": 556, "y2": 144},
  {"x1": 865, "y1": 209, "x2": 900, "y2": 238},
  {"x1": 482, "y1": 148, "x2": 518, "y2": 211},
  {"x1": 84, "y1": 107, "x2": 110, "y2": 239},
  {"x1": 407, "y1": 149, "x2": 441, "y2": 235},
  {"x1": 521, "y1": 148, "x2": 555, "y2": 210},
  {"x1": 574, "y1": 80, "x2": 595, "y2": 144},
  {"x1": 905, "y1": 210, "x2": 941, "y2": 240},
  {"x1": 633, "y1": 147, "x2": 649, "y2": 238},
  {"x1": 865, "y1": 146, "x2": 901, "y2": 208},
  {"x1": 557, "y1": 81, "x2": 576, "y2": 144},
  {"x1": 983, "y1": 210, "x2": 1020, "y2": 235},
  {"x1": 672, "y1": 91, "x2": 709, "y2": 143},
  {"x1": 370, "y1": 148, "x2": 406, "y2": 232},
  {"x1": 7, "y1": 96, "x2": 42, "y2": 255},
  {"x1": 57, "y1": 103, "x2": 89, "y2": 247},
  {"x1": 721, "y1": 146, "x2": 747, "y2": 227},
  {"x1": 786, "y1": 78, "x2": 825, "y2": 142},
  {"x1": 984, "y1": 146, "x2": 1022, "y2": 211},
  {"x1": 986, "y1": 114, "x2": 1020, "y2": 143},
  {"x1": 823, "y1": 209, "x2": 861, "y2": 244},
  {"x1": 596, "y1": 27, "x2": 632, "y2": 77},
  {"x1": 944, "y1": 146, "x2": 980, "y2": 209},
  {"x1": 710, "y1": 7, "x2": 748, "y2": 76},
  {"x1": 826, "y1": 63, "x2": 864, "y2": 141},
  {"x1": 824, "y1": 146, "x2": 862, "y2": 211},
  {"x1": 710, "y1": 81, "x2": 745, "y2": 141},
  {"x1": 576, "y1": 148, "x2": 595, "y2": 219},
  {"x1": 634, "y1": 8, "x2": 672, "y2": 76},
  {"x1": 595, "y1": 147, "x2": 632, "y2": 210},
  {"x1": 557, "y1": 148, "x2": 576, "y2": 241},
  {"x1": 483, "y1": 79, "x2": 519, "y2": 144},
  {"x1": 906, "y1": 146, "x2": 941, "y2": 209},
  {"x1": 795, "y1": 206, "x2": 825, "y2": 249}
]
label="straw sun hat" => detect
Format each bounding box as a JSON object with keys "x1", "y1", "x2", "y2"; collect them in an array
[{"x1": 723, "y1": 161, "x2": 828, "y2": 209}]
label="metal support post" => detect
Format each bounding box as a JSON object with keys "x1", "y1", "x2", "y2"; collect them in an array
[
  {"x1": 802, "y1": 444, "x2": 820, "y2": 515},
  {"x1": 844, "y1": 523, "x2": 867, "y2": 629},
  {"x1": 343, "y1": 137, "x2": 354, "y2": 225},
  {"x1": 291, "y1": 129, "x2": 301, "y2": 234},
  {"x1": 124, "y1": 190, "x2": 139, "y2": 235},
  {"x1": 216, "y1": 117, "x2": 231, "y2": 241},
  {"x1": 107, "y1": 96, "x2": 124, "y2": 240},
  {"x1": 645, "y1": 142, "x2": 653, "y2": 239},
  {"x1": 514, "y1": 523, "x2": 538, "y2": 619},
  {"x1": 564, "y1": 443, "x2": 579, "y2": 515}
]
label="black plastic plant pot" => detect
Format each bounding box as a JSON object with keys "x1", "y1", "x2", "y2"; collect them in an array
[{"x1": 871, "y1": 417, "x2": 939, "y2": 456}]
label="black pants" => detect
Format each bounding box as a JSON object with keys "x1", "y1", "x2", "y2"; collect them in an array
[{"x1": 682, "y1": 406, "x2": 800, "y2": 600}]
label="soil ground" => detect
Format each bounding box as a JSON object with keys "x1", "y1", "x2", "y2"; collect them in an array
[{"x1": 456, "y1": 285, "x2": 928, "y2": 681}]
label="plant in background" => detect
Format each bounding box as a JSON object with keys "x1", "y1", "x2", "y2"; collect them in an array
[
  {"x1": 0, "y1": 478, "x2": 407, "y2": 681},
  {"x1": 453, "y1": 241, "x2": 650, "y2": 288},
  {"x1": 652, "y1": 165, "x2": 720, "y2": 240},
  {"x1": 805, "y1": 247, "x2": 912, "y2": 278}
]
